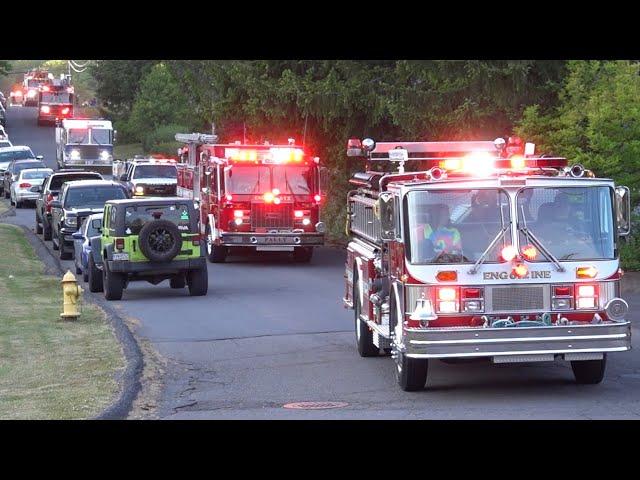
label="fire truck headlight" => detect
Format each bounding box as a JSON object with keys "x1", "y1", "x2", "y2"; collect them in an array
[
  {"x1": 234, "y1": 218, "x2": 243, "y2": 226},
  {"x1": 135, "y1": 186, "x2": 145, "y2": 195},
  {"x1": 302, "y1": 218, "x2": 311, "y2": 226},
  {"x1": 40, "y1": 105, "x2": 50, "y2": 114},
  {"x1": 315, "y1": 222, "x2": 325, "y2": 233},
  {"x1": 463, "y1": 300, "x2": 482, "y2": 312},
  {"x1": 27, "y1": 90, "x2": 36, "y2": 98},
  {"x1": 70, "y1": 149, "x2": 81, "y2": 160},
  {"x1": 438, "y1": 301, "x2": 458, "y2": 313},
  {"x1": 552, "y1": 298, "x2": 572, "y2": 310},
  {"x1": 100, "y1": 150, "x2": 111, "y2": 161}
]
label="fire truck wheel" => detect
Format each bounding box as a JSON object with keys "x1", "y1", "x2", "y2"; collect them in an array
[
  {"x1": 103, "y1": 261, "x2": 124, "y2": 301},
  {"x1": 170, "y1": 275, "x2": 186, "y2": 289},
  {"x1": 138, "y1": 220, "x2": 183, "y2": 262},
  {"x1": 395, "y1": 352, "x2": 428, "y2": 392},
  {"x1": 88, "y1": 256, "x2": 103, "y2": 292},
  {"x1": 571, "y1": 355, "x2": 607, "y2": 384},
  {"x1": 354, "y1": 271, "x2": 379, "y2": 357},
  {"x1": 187, "y1": 266, "x2": 208, "y2": 296},
  {"x1": 293, "y1": 247, "x2": 314, "y2": 263},
  {"x1": 205, "y1": 226, "x2": 227, "y2": 263}
]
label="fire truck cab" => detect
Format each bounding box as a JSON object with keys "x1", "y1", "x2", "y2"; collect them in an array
[
  {"x1": 55, "y1": 118, "x2": 115, "y2": 174},
  {"x1": 344, "y1": 136, "x2": 632, "y2": 391},
  {"x1": 175, "y1": 133, "x2": 326, "y2": 263},
  {"x1": 37, "y1": 80, "x2": 74, "y2": 126}
]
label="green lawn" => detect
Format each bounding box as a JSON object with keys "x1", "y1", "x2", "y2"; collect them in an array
[{"x1": 0, "y1": 224, "x2": 125, "y2": 419}]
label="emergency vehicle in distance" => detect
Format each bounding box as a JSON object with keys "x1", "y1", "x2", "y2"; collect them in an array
[
  {"x1": 175, "y1": 133, "x2": 326, "y2": 263},
  {"x1": 113, "y1": 156, "x2": 178, "y2": 197},
  {"x1": 55, "y1": 118, "x2": 115, "y2": 173},
  {"x1": 23, "y1": 69, "x2": 53, "y2": 107},
  {"x1": 37, "y1": 80, "x2": 74, "y2": 126},
  {"x1": 344, "y1": 136, "x2": 632, "y2": 391}
]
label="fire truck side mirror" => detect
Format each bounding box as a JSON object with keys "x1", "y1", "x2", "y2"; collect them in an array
[
  {"x1": 378, "y1": 192, "x2": 396, "y2": 241},
  {"x1": 615, "y1": 186, "x2": 631, "y2": 236}
]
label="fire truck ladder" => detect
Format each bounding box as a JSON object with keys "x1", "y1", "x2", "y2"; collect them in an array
[{"x1": 175, "y1": 133, "x2": 219, "y2": 145}]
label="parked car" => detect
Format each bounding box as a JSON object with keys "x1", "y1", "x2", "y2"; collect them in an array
[
  {"x1": 50, "y1": 180, "x2": 128, "y2": 260},
  {"x1": 73, "y1": 213, "x2": 103, "y2": 283},
  {"x1": 94, "y1": 197, "x2": 208, "y2": 300},
  {"x1": 0, "y1": 135, "x2": 11, "y2": 149},
  {"x1": 2, "y1": 157, "x2": 46, "y2": 198},
  {"x1": 10, "y1": 167, "x2": 53, "y2": 208},
  {"x1": 35, "y1": 170, "x2": 103, "y2": 239},
  {"x1": 0, "y1": 147, "x2": 40, "y2": 182}
]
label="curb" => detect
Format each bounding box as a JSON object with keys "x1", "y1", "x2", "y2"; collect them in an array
[{"x1": 16, "y1": 224, "x2": 143, "y2": 420}]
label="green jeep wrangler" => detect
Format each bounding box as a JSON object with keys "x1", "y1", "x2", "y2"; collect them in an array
[{"x1": 96, "y1": 197, "x2": 208, "y2": 300}]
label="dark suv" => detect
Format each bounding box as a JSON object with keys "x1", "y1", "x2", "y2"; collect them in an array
[
  {"x1": 92, "y1": 198, "x2": 208, "y2": 300},
  {"x1": 50, "y1": 180, "x2": 128, "y2": 260},
  {"x1": 35, "y1": 170, "x2": 103, "y2": 240}
]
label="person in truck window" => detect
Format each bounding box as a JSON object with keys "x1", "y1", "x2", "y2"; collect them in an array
[{"x1": 412, "y1": 204, "x2": 462, "y2": 261}]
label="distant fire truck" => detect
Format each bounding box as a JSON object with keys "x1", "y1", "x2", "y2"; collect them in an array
[
  {"x1": 344, "y1": 136, "x2": 632, "y2": 391},
  {"x1": 175, "y1": 133, "x2": 326, "y2": 263},
  {"x1": 55, "y1": 118, "x2": 115, "y2": 173},
  {"x1": 37, "y1": 80, "x2": 74, "y2": 126},
  {"x1": 23, "y1": 69, "x2": 52, "y2": 107}
]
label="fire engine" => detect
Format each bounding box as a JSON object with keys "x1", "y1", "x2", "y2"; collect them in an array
[
  {"x1": 55, "y1": 118, "x2": 115, "y2": 173},
  {"x1": 37, "y1": 80, "x2": 74, "y2": 126},
  {"x1": 22, "y1": 69, "x2": 52, "y2": 107},
  {"x1": 344, "y1": 136, "x2": 632, "y2": 391},
  {"x1": 175, "y1": 133, "x2": 326, "y2": 263}
]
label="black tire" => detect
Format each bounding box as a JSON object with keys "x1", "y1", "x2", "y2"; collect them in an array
[
  {"x1": 354, "y1": 270, "x2": 379, "y2": 357},
  {"x1": 75, "y1": 262, "x2": 82, "y2": 275},
  {"x1": 43, "y1": 219, "x2": 52, "y2": 241},
  {"x1": 395, "y1": 352, "x2": 429, "y2": 392},
  {"x1": 88, "y1": 256, "x2": 103, "y2": 292},
  {"x1": 59, "y1": 233, "x2": 72, "y2": 260},
  {"x1": 83, "y1": 270, "x2": 88, "y2": 283},
  {"x1": 170, "y1": 275, "x2": 186, "y2": 289},
  {"x1": 103, "y1": 260, "x2": 124, "y2": 301},
  {"x1": 571, "y1": 355, "x2": 607, "y2": 385},
  {"x1": 35, "y1": 211, "x2": 43, "y2": 234},
  {"x1": 52, "y1": 228, "x2": 59, "y2": 250},
  {"x1": 205, "y1": 225, "x2": 227, "y2": 263},
  {"x1": 186, "y1": 265, "x2": 208, "y2": 296},
  {"x1": 293, "y1": 247, "x2": 314, "y2": 263},
  {"x1": 138, "y1": 219, "x2": 182, "y2": 262}
]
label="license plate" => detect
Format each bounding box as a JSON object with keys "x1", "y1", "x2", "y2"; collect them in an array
[
  {"x1": 264, "y1": 236, "x2": 290, "y2": 244},
  {"x1": 112, "y1": 253, "x2": 129, "y2": 261}
]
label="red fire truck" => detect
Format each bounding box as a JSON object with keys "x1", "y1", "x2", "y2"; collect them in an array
[
  {"x1": 175, "y1": 133, "x2": 326, "y2": 263},
  {"x1": 344, "y1": 136, "x2": 632, "y2": 391},
  {"x1": 37, "y1": 81, "x2": 74, "y2": 126},
  {"x1": 22, "y1": 69, "x2": 52, "y2": 107}
]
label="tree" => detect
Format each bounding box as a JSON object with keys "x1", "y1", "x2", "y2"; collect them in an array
[{"x1": 0, "y1": 60, "x2": 11, "y2": 76}]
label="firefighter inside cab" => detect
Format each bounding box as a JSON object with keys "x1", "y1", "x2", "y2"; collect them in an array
[
  {"x1": 175, "y1": 133, "x2": 326, "y2": 263},
  {"x1": 344, "y1": 135, "x2": 632, "y2": 391}
]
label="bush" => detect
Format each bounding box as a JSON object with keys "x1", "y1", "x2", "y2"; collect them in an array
[{"x1": 142, "y1": 124, "x2": 188, "y2": 154}]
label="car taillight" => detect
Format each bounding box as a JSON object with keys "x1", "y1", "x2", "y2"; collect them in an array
[
  {"x1": 576, "y1": 284, "x2": 598, "y2": 309},
  {"x1": 191, "y1": 234, "x2": 201, "y2": 246},
  {"x1": 19, "y1": 183, "x2": 31, "y2": 188},
  {"x1": 436, "y1": 287, "x2": 459, "y2": 313},
  {"x1": 115, "y1": 238, "x2": 125, "y2": 250}
]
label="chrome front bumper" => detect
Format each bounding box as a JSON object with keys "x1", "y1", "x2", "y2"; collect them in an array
[
  {"x1": 220, "y1": 232, "x2": 324, "y2": 247},
  {"x1": 401, "y1": 320, "x2": 631, "y2": 359}
]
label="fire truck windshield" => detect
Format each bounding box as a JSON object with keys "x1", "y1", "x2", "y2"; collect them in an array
[
  {"x1": 407, "y1": 189, "x2": 512, "y2": 264},
  {"x1": 40, "y1": 92, "x2": 71, "y2": 103},
  {"x1": 224, "y1": 165, "x2": 314, "y2": 195},
  {"x1": 27, "y1": 80, "x2": 40, "y2": 88},
  {"x1": 68, "y1": 128, "x2": 111, "y2": 145},
  {"x1": 516, "y1": 186, "x2": 615, "y2": 261}
]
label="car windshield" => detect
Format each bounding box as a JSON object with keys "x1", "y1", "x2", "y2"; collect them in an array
[
  {"x1": 406, "y1": 189, "x2": 512, "y2": 264},
  {"x1": 516, "y1": 186, "x2": 615, "y2": 261},
  {"x1": 49, "y1": 174, "x2": 102, "y2": 190},
  {"x1": 15, "y1": 161, "x2": 45, "y2": 173},
  {"x1": 40, "y1": 92, "x2": 71, "y2": 103},
  {"x1": 124, "y1": 204, "x2": 191, "y2": 235},
  {"x1": 225, "y1": 166, "x2": 271, "y2": 194},
  {"x1": 64, "y1": 186, "x2": 127, "y2": 208},
  {"x1": 133, "y1": 165, "x2": 177, "y2": 179},
  {"x1": 91, "y1": 129, "x2": 111, "y2": 145},
  {"x1": 21, "y1": 169, "x2": 52, "y2": 180},
  {"x1": 0, "y1": 149, "x2": 35, "y2": 162},
  {"x1": 272, "y1": 166, "x2": 313, "y2": 195}
]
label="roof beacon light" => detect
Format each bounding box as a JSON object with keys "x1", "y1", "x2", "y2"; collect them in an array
[
  {"x1": 513, "y1": 263, "x2": 528, "y2": 278},
  {"x1": 510, "y1": 155, "x2": 526, "y2": 169},
  {"x1": 501, "y1": 245, "x2": 518, "y2": 262}
]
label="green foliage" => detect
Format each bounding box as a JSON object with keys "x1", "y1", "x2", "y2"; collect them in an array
[
  {"x1": 620, "y1": 235, "x2": 640, "y2": 271},
  {"x1": 0, "y1": 60, "x2": 11, "y2": 76},
  {"x1": 127, "y1": 64, "x2": 192, "y2": 144},
  {"x1": 142, "y1": 123, "x2": 189, "y2": 155}
]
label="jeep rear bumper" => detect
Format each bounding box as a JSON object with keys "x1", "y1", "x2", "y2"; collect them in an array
[
  {"x1": 107, "y1": 257, "x2": 206, "y2": 274},
  {"x1": 401, "y1": 320, "x2": 632, "y2": 359}
]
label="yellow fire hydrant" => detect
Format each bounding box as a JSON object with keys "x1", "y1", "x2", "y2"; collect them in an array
[{"x1": 61, "y1": 270, "x2": 83, "y2": 320}]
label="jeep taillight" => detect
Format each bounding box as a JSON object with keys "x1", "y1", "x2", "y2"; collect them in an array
[{"x1": 115, "y1": 238, "x2": 125, "y2": 251}]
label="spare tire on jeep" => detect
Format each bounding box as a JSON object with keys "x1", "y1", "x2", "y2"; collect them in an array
[{"x1": 138, "y1": 219, "x2": 183, "y2": 262}]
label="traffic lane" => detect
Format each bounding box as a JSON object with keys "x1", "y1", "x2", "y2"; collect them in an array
[
  {"x1": 164, "y1": 319, "x2": 640, "y2": 419},
  {"x1": 5, "y1": 106, "x2": 57, "y2": 167}
]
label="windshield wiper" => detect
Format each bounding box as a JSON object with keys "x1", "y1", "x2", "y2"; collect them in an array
[
  {"x1": 468, "y1": 205, "x2": 511, "y2": 275},
  {"x1": 518, "y1": 205, "x2": 565, "y2": 272}
]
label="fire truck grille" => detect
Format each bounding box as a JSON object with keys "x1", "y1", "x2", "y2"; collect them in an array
[
  {"x1": 251, "y1": 203, "x2": 293, "y2": 229},
  {"x1": 489, "y1": 286, "x2": 545, "y2": 312}
]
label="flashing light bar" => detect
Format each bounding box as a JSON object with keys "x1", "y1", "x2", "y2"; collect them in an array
[{"x1": 224, "y1": 147, "x2": 305, "y2": 164}]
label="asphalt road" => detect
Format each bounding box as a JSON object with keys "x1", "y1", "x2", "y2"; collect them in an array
[{"x1": 4, "y1": 105, "x2": 640, "y2": 419}]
